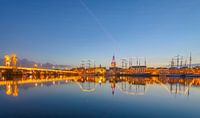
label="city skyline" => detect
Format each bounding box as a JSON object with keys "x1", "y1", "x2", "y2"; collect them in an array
[
  {"x1": 0, "y1": 52, "x2": 198, "y2": 68},
  {"x1": 1, "y1": 1, "x2": 200, "y2": 118},
  {"x1": 1, "y1": 0, "x2": 200, "y2": 66}
]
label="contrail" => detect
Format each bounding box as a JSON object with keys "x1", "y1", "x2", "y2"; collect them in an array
[{"x1": 79, "y1": 0, "x2": 119, "y2": 53}]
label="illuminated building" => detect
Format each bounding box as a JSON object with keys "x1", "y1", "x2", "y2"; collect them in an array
[
  {"x1": 111, "y1": 55, "x2": 116, "y2": 68},
  {"x1": 108, "y1": 55, "x2": 122, "y2": 75},
  {"x1": 84, "y1": 67, "x2": 106, "y2": 75},
  {"x1": 129, "y1": 66, "x2": 147, "y2": 74},
  {"x1": 94, "y1": 67, "x2": 106, "y2": 75}
]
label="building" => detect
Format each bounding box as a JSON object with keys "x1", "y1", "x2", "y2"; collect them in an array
[
  {"x1": 129, "y1": 66, "x2": 147, "y2": 74},
  {"x1": 111, "y1": 55, "x2": 116, "y2": 68},
  {"x1": 86, "y1": 67, "x2": 106, "y2": 76},
  {"x1": 109, "y1": 55, "x2": 121, "y2": 75}
]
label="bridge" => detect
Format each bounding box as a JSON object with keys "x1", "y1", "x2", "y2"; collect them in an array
[{"x1": 0, "y1": 66, "x2": 79, "y2": 76}]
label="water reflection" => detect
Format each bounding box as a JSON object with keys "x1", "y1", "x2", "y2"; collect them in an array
[
  {"x1": 114, "y1": 76, "x2": 200, "y2": 96},
  {"x1": 0, "y1": 75, "x2": 200, "y2": 97}
]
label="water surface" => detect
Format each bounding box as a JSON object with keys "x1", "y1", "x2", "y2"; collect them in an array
[{"x1": 0, "y1": 76, "x2": 200, "y2": 118}]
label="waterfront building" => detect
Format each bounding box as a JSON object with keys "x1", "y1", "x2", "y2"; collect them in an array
[
  {"x1": 129, "y1": 66, "x2": 147, "y2": 74},
  {"x1": 111, "y1": 55, "x2": 116, "y2": 68},
  {"x1": 109, "y1": 55, "x2": 121, "y2": 75}
]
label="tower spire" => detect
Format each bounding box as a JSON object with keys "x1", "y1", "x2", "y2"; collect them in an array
[{"x1": 111, "y1": 55, "x2": 116, "y2": 68}]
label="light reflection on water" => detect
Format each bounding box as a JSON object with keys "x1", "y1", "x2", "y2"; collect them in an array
[{"x1": 0, "y1": 76, "x2": 200, "y2": 118}]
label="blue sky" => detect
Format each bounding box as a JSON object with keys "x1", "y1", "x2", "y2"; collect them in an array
[{"x1": 0, "y1": 0, "x2": 200, "y2": 67}]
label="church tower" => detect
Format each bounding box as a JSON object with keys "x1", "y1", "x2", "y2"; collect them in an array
[{"x1": 111, "y1": 55, "x2": 116, "y2": 68}]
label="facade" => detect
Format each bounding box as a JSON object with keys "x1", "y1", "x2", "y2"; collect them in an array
[
  {"x1": 129, "y1": 66, "x2": 147, "y2": 73},
  {"x1": 71, "y1": 67, "x2": 106, "y2": 76},
  {"x1": 86, "y1": 67, "x2": 106, "y2": 75}
]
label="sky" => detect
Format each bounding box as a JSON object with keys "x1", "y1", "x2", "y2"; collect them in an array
[{"x1": 0, "y1": 0, "x2": 200, "y2": 67}]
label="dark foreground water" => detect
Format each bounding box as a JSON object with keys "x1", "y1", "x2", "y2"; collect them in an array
[{"x1": 0, "y1": 76, "x2": 200, "y2": 118}]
